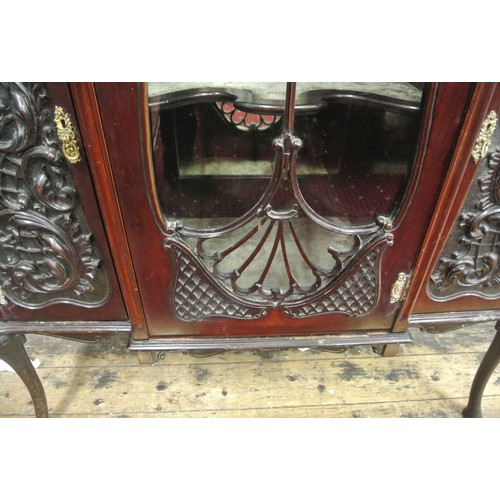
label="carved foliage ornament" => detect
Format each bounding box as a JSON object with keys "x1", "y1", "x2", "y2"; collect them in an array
[
  {"x1": 0, "y1": 83, "x2": 108, "y2": 308},
  {"x1": 429, "y1": 117, "x2": 500, "y2": 299}
]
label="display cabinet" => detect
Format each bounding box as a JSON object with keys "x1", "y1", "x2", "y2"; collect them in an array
[{"x1": 1, "y1": 81, "x2": 499, "y2": 417}]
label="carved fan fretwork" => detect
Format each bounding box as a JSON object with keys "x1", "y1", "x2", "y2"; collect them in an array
[{"x1": 163, "y1": 84, "x2": 394, "y2": 321}]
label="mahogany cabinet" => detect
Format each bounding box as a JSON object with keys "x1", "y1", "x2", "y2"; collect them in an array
[{"x1": 1, "y1": 81, "x2": 499, "y2": 417}]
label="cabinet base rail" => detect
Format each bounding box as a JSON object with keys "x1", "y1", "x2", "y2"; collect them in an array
[{"x1": 128, "y1": 331, "x2": 413, "y2": 352}]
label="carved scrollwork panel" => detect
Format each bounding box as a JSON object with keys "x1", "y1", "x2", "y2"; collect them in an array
[
  {"x1": 429, "y1": 118, "x2": 500, "y2": 300},
  {"x1": 0, "y1": 83, "x2": 109, "y2": 308},
  {"x1": 163, "y1": 128, "x2": 394, "y2": 320}
]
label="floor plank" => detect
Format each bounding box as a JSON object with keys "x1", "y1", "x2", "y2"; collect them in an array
[{"x1": 1, "y1": 323, "x2": 499, "y2": 418}]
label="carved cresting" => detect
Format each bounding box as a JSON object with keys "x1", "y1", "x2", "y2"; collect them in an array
[
  {"x1": 429, "y1": 115, "x2": 500, "y2": 299},
  {"x1": 0, "y1": 83, "x2": 109, "y2": 308}
]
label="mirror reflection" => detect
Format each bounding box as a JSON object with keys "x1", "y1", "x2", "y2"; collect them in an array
[
  {"x1": 147, "y1": 82, "x2": 425, "y2": 230},
  {"x1": 148, "y1": 83, "x2": 286, "y2": 230},
  {"x1": 293, "y1": 83, "x2": 424, "y2": 226}
]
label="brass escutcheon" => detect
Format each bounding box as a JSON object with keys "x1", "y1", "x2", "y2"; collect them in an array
[
  {"x1": 54, "y1": 106, "x2": 81, "y2": 164},
  {"x1": 390, "y1": 273, "x2": 409, "y2": 303},
  {"x1": 472, "y1": 110, "x2": 498, "y2": 164}
]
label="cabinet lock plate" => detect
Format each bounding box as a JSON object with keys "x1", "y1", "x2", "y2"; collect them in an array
[
  {"x1": 472, "y1": 110, "x2": 498, "y2": 164},
  {"x1": 390, "y1": 273, "x2": 410, "y2": 303},
  {"x1": 54, "y1": 106, "x2": 81, "y2": 164}
]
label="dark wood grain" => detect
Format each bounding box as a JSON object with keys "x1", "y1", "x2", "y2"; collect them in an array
[
  {"x1": 69, "y1": 83, "x2": 149, "y2": 339},
  {"x1": 399, "y1": 83, "x2": 499, "y2": 325},
  {"x1": 93, "y1": 83, "x2": 476, "y2": 339},
  {"x1": 0, "y1": 83, "x2": 127, "y2": 322}
]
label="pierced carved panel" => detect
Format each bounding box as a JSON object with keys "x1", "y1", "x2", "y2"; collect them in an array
[
  {"x1": 167, "y1": 233, "x2": 391, "y2": 322},
  {"x1": 162, "y1": 84, "x2": 398, "y2": 322},
  {"x1": 429, "y1": 119, "x2": 500, "y2": 300},
  {"x1": 0, "y1": 83, "x2": 109, "y2": 308},
  {"x1": 164, "y1": 130, "x2": 393, "y2": 321},
  {"x1": 168, "y1": 242, "x2": 267, "y2": 321},
  {"x1": 283, "y1": 237, "x2": 391, "y2": 318}
]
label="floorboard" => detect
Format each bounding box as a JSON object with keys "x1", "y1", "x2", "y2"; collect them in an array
[{"x1": 1, "y1": 323, "x2": 499, "y2": 418}]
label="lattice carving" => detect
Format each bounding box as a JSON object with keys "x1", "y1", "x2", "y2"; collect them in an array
[
  {"x1": 0, "y1": 83, "x2": 109, "y2": 308},
  {"x1": 283, "y1": 239, "x2": 389, "y2": 318},
  {"x1": 168, "y1": 235, "x2": 390, "y2": 322},
  {"x1": 165, "y1": 86, "x2": 395, "y2": 321},
  {"x1": 169, "y1": 243, "x2": 266, "y2": 321},
  {"x1": 429, "y1": 122, "x2": 500, "y2": 300}
]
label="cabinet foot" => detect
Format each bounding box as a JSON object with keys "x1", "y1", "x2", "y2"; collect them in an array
[
  {"x1": 0, "y1": 334, "x2": 48, "y2": 418},
  {"x1": 136, "y1": 351, "x2": 155, "y2": 365},
  {"x1": 463, "y1": 321, "x2": 500, "y2": 418},
  {"x1": 373, "y1": 343, "x2": 400, "y2": 357}
]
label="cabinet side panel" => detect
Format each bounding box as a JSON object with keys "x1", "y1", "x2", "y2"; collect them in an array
[
  {"x1": 0, "y1": 82, "x2": 127, "y2": 321},
  {"x1": 69, "y1": 83, "x2": 149, "y2": 338},
  {"x1": 409, "y1": 83, "x2": 500, "y2": 316},
  {"x1": 428, "y1": 115, "x2": 500, "y2": 299}
]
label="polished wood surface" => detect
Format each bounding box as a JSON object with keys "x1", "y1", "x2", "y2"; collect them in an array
[
  {"x1": 93, "y1": 83, "x2": 477, "y2": 338},
  {"x1": 2, "y1": 82, "x2": 500, "y2": 418},
  {"x1": 69, "y1": 83, "x2": 149, "y2": 339},
  {"x1": 408, "y1": 83, "x2": 500, "y2": 317}
]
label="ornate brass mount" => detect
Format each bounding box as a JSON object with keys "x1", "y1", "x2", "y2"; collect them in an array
[
  {"x1": 390, "y1": 272, "x2": 409, "y2": 303},
  {"x1": 472, "y1": 110, "x2": 498, "y2": 164},
  {"x1": 53, "y1": 106, "x2": 81, "y2": 164}
]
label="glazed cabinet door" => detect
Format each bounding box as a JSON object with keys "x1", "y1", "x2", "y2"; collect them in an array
[
  {"x1": 0, "y1": 83, "x2": 127, "y2": 322},
  {"x1": 95, "y1": 82, "x2": 473, "y2": 338}
]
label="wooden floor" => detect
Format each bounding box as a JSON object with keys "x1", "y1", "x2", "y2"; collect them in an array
[{"x1": 1, "y1": 323, "x2": 499, "y2": 418}]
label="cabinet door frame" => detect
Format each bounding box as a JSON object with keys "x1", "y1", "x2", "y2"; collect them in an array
[
  {"x1": 400, "y1": 82, "x2": 500, "y2": 327},
  {"x1": 94, "y1": 82, "x2": 475, "y2": 339}
]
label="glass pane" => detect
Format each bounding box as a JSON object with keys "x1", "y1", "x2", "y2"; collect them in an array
[
  {"x1": 294, "y1": 82, "x2": 426, "y2": 226},
  {"x1": 147, "y1": 82, "x2": 286, "y2": 231}
]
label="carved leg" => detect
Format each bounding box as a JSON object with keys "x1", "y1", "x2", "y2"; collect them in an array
[
  {"x1": 373, "y1": 343, "x2": 400, "y2": 357},
  {"x1": 463, "y1": 322, "x2": 500, "y2": 418},
  {"x1": 0, "y1": 334, "x2": 48, "y2": 418}
]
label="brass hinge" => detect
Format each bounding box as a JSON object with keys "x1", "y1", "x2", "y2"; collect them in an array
[
  {"x1": 390, "y1": 272, "x2": 410, "y2": 304},
  {"x1": 471, "y1": 110, "x2": 498, "y2": 164},
  {"x1": 54, "y1": 106, "x2": 81, "y2": 164}
]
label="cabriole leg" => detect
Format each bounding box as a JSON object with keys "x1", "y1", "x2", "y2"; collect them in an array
[
  {"x1": 463, "y1": 322, "x2": 500, "y2": 418},
  {"x1": 0, "y1": 334, "x2": 48, "y2": 418},
  {"x1": 373, "y1": 343, "x2": 400, "y2": 357}
]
